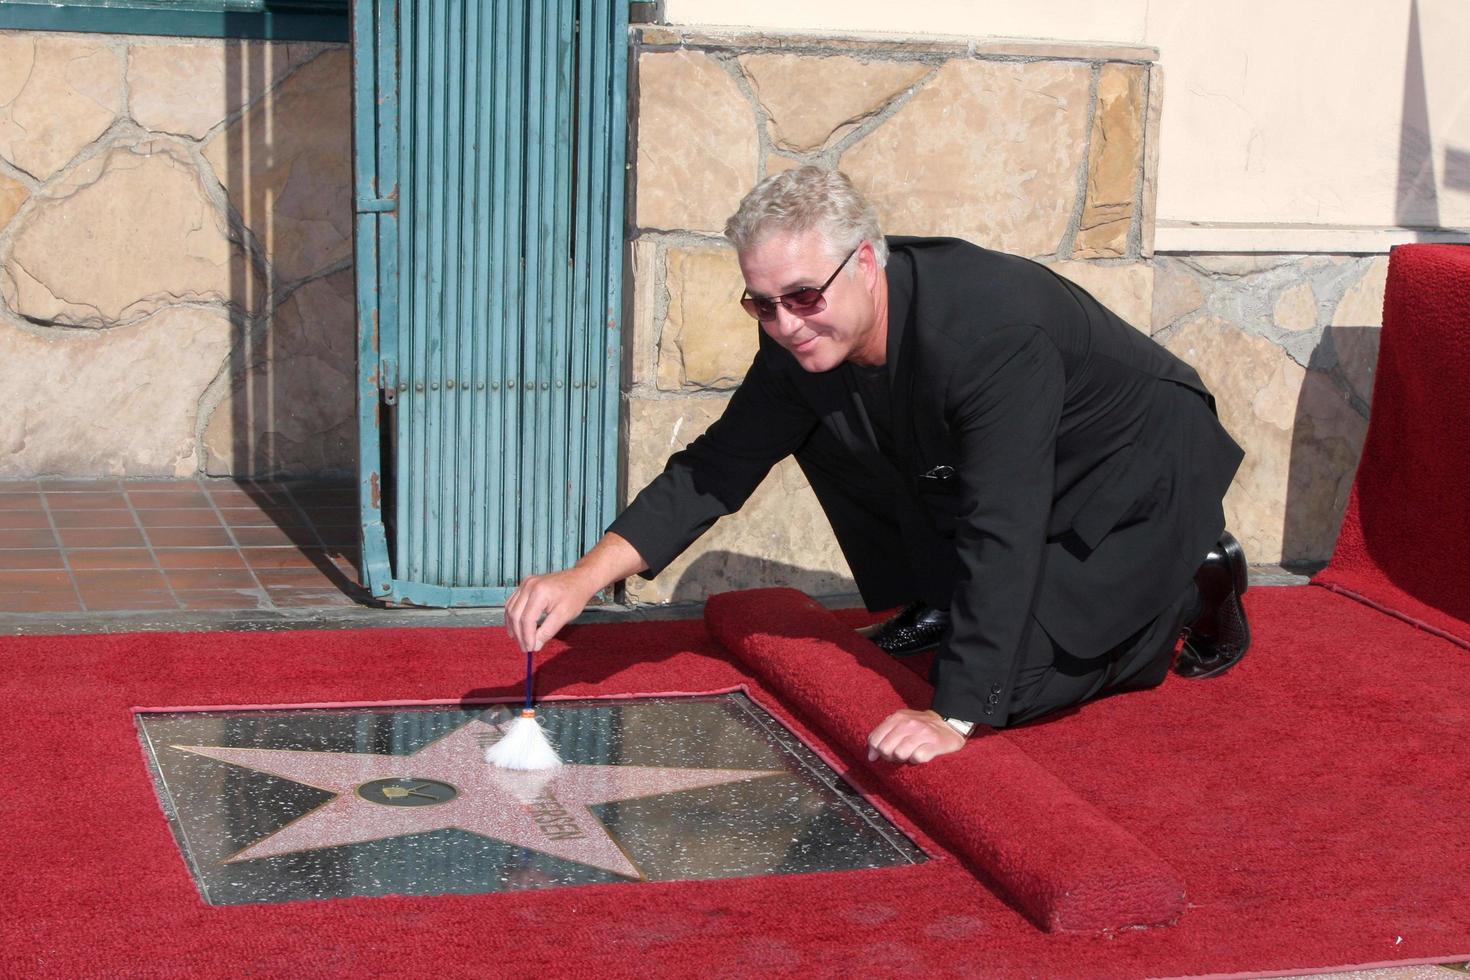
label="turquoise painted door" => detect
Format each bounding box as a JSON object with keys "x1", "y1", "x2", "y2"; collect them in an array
[{"x1": 350, "y1": 0, "x2": 629, "y2": 606}]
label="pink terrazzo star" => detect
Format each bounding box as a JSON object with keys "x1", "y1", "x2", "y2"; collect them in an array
[{"x1": 174, "y1": 718, "x2": 782, "y2": 879}]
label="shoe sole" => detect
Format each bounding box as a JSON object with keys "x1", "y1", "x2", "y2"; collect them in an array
[{"x1": 882, "y1": 640, "x2": 943, "y2": 658}]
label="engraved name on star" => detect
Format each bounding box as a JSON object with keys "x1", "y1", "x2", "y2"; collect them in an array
[{"x1": 173, "y1": 718, "x2": 782, "y2": 879}]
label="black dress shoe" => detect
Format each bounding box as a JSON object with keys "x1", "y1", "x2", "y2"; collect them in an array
[
  {"x1": 1175, "y1": 531, "x2": 1252, "y2": 679},
  {"x1": 857, "y1": 601, "x2": 951, "y2": 656}
]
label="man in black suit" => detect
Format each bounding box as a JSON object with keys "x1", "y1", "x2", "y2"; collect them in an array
[{"x1": 506, "y1": 167, "x2": 1250, "y2": 765}]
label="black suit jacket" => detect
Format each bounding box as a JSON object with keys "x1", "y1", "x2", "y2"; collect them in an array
[{"x1": 611, "y1": 237, "x2": 1243, "y2": 725}]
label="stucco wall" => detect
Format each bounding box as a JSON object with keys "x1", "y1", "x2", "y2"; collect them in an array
[
  {"x1": 664, "y1": 0, "x2": 1470, "y2": 246},
  {"x1": 0, "y1": 32, "x2": 355, "y2": 479}
]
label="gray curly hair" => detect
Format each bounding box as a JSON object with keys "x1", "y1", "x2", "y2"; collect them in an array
[{"x1": 724, "y1": 166, "x2": 888, "y2": 268}]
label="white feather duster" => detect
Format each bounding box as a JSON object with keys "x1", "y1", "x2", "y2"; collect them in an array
[{"x1": 484, "y1": 710, "x2": 563, "y2": 771}]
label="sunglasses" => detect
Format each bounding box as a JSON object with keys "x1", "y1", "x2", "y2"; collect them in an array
[{"x1": 739, "y1": 246, "x2": 858, "y2": 322}]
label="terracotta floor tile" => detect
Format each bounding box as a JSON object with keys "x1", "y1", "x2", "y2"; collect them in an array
[
  {"x1": 50, "y1": 509, "x2": 137, "y2": 529},
  {"x1": 79, "y1": 591, "x2": 180, "y2": 612},
  {"x1": 67, "y1": 548, "x2": 157, "y2": 571},
  {"x1": 39, "y1": 479, "x2": 119, "y2": 492},
  {"x1": 127, "y1": 490, "x2": 212, "y2": 509},
  {"x1": 231, "y1": 525, "x2": 318, "y2": 548},
  {"x1": 0, "y1": 569, "x2": 74, "y2": 591},
  {"x1": 206, "y1": 494, "x2": 262, "y2": 510},
  {"x1": 135, "y1": 509, "x2": 222, "y2": 528},
  {"x1": 145, "y1": 526, "x2": 236, "y2": 548},
  {"x1": 153, "y1": 548, "x2": 248, "y2": 570},
  {"x1": 241, "y1": 547, "x2": 334, "y2": 570},
  {"x1": 252, "y1": 566, "x2": 340, "y2": 589},
  {"x1": 165, "y1": 568, "x2": 260, "y2": 590},
  {"x1": 57, "y1": 527, "x2": 146, "y2": 548},
  {"x1": 300, "y1": 505, "x2": 359, "y2": 527},
  {"x1": 73, "y1": 568, "x2": 168, "y2": 591},
  {"x1": 175, "y1": 590, "x2": 265, "y2": 611},
  {"x1": 0, "y1": 528, "x2": 59, "y2": 549},
  {"x1": 0, "y1": 493, "x2": 43, "y2": 511},
  {"x1": 315, "y1": 526, "x2": 359, "y2": 548},
  {"x1": 218, "y1": 507, "x2": 306, "y2": 527},
  {"x1": 42, "y1": 491, "x2": 127, "y2": 509},
  {"x1": 209, "y1": 485, "x2": 292, "y2": 506},
  {"x1": 321, "y1": 555, "x2": 361, "y2": 578},
  {"x1": 123, "y1": 479, "x2": 200, "y2": 492},
  {"x1": 0, "y1": 549, "x2": 66, "y2": 570},
  {"x1": 4, "y1": 592, "x2": 83, "y2": 613},
  {"x1": 291, "y1": 501, "x2": 357, "y2": 520},
  {"x1": 0, "y1": 510, "x2": 50, "y2": 530}
]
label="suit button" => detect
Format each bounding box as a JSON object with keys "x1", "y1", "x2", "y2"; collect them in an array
[
  {"x1": 991, "y1": 684, "x2": 1002, "y2": 694},
  {"x1": 987, "y1": 693, "x2": 1000, "y2": 704},
  {"x1": 983, "y1": 706, "x2": 994, "y2": 716}
]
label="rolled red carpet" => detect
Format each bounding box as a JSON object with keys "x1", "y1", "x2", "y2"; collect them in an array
[
  {"x1": 1315, "y1": 243, "x2": 1470, "y2": 647},
  {"x1": 704, "y1": 587, "x2": 1186, "y2": 934}
]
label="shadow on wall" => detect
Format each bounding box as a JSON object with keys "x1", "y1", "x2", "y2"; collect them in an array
[
  {"x1": 1396, "y1": 0, "x2": 1438, "y2": 231},
  {"x1": 1393, "y1": 0, "x2": 1469, "y2": 235},
  {"x1": 1281, "y1": 325, "x2": 1380, "y2": 568},
  {"x1": 651, "y1": 550, "x2": 865, "y2": 608},
  {"x1": 220, "y1": 39, "x2": 357, "y2": 482},
  {"x1": 1280, "y1": 0, "x2": 1456, "y2": 567}
]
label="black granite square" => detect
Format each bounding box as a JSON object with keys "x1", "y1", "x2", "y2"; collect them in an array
[{"x1": 136, "y1": 693, "x2": 925, "y2": 905}]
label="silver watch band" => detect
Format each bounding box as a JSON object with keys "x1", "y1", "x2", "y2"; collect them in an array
[{"x1": 944, "y1": 717, "x2": 975, "y2": 737}]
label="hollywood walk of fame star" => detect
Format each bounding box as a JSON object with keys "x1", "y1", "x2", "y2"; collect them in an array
[{"x1": 173, "y1": 718, "x2": 783, "y2": 879}]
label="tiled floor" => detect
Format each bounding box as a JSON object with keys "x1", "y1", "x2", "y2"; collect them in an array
[{"x1": 0, "y1": 478, "x2": 370, "y2": 615}]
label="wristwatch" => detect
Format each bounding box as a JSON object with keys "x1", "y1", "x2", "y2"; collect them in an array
[{"x1": 944, "y1": 717, "x2": 975, "y2": 738}]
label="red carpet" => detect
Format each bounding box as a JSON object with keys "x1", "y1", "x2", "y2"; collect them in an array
[
  {"x1": 706, "y1": 588, "x2": 1185, "y2": 934},
  {"x1": 4, "y1": 588, "x2": 1469, "y2": 978},
  {"x1": 1314, "y1": 243, "x2": 1470, "y2": 648}
]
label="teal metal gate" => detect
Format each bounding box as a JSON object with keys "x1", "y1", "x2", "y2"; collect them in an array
[{"x1": 351, "y1": 0, "x2": 629, "y2": 606}]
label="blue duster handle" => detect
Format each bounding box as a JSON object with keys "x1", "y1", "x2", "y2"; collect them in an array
[{"x1": 523, "y1": 648, "x2": 534, "y2": 712}]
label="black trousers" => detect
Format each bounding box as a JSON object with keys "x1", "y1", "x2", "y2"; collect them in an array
[{"x1": 795, "y1": 425, "x2": 1191, "y2": 727}]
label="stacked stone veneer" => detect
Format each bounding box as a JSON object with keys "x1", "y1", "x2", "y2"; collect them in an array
[
  {"x1": 1154, "y1": 253, "x2": 1386, "y2": 566},
  {"x1": 0, "y1": 32, "x2": 355, "y2": 478},
  {"x1": 626, "y1": 28, "x2": 1163, "y2": 603}
]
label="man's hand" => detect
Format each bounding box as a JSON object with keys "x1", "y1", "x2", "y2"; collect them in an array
[
  {"x1": 505, "y1": 567, "x2": 602, "y2": 653},
  {"x1": 866, "y1": 708, "x2": 967, "y2": 764},
  {"x1": 503, "y1": 533, "x2": 648, "y2": 653}
]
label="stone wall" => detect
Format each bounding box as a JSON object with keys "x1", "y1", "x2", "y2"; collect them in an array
[
  {"x1": 1154, "y1": 252, "x2": 1386, "y2": 566},
  {"x1": 0, "y1": 31, "x2": 355, "y2": 478},
  {"x1": 626, "y1": 28, "x2": 1161, "y2": 603}
]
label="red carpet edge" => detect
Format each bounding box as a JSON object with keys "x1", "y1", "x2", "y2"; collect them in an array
[
  {"x1": 704, "y1": 587, "x2": 1187, "y2": 934},
  {"x1": 1311, "y1": 578, "x2": 1470, "y2": 651}
]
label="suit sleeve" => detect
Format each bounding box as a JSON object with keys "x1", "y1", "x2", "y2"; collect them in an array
[
  {"x1": 608, "y1": 337, "x2": 819, "y2": 578},
  {"x1": 928, "y1": 325, "x2": 1064, "y2": 726}
]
